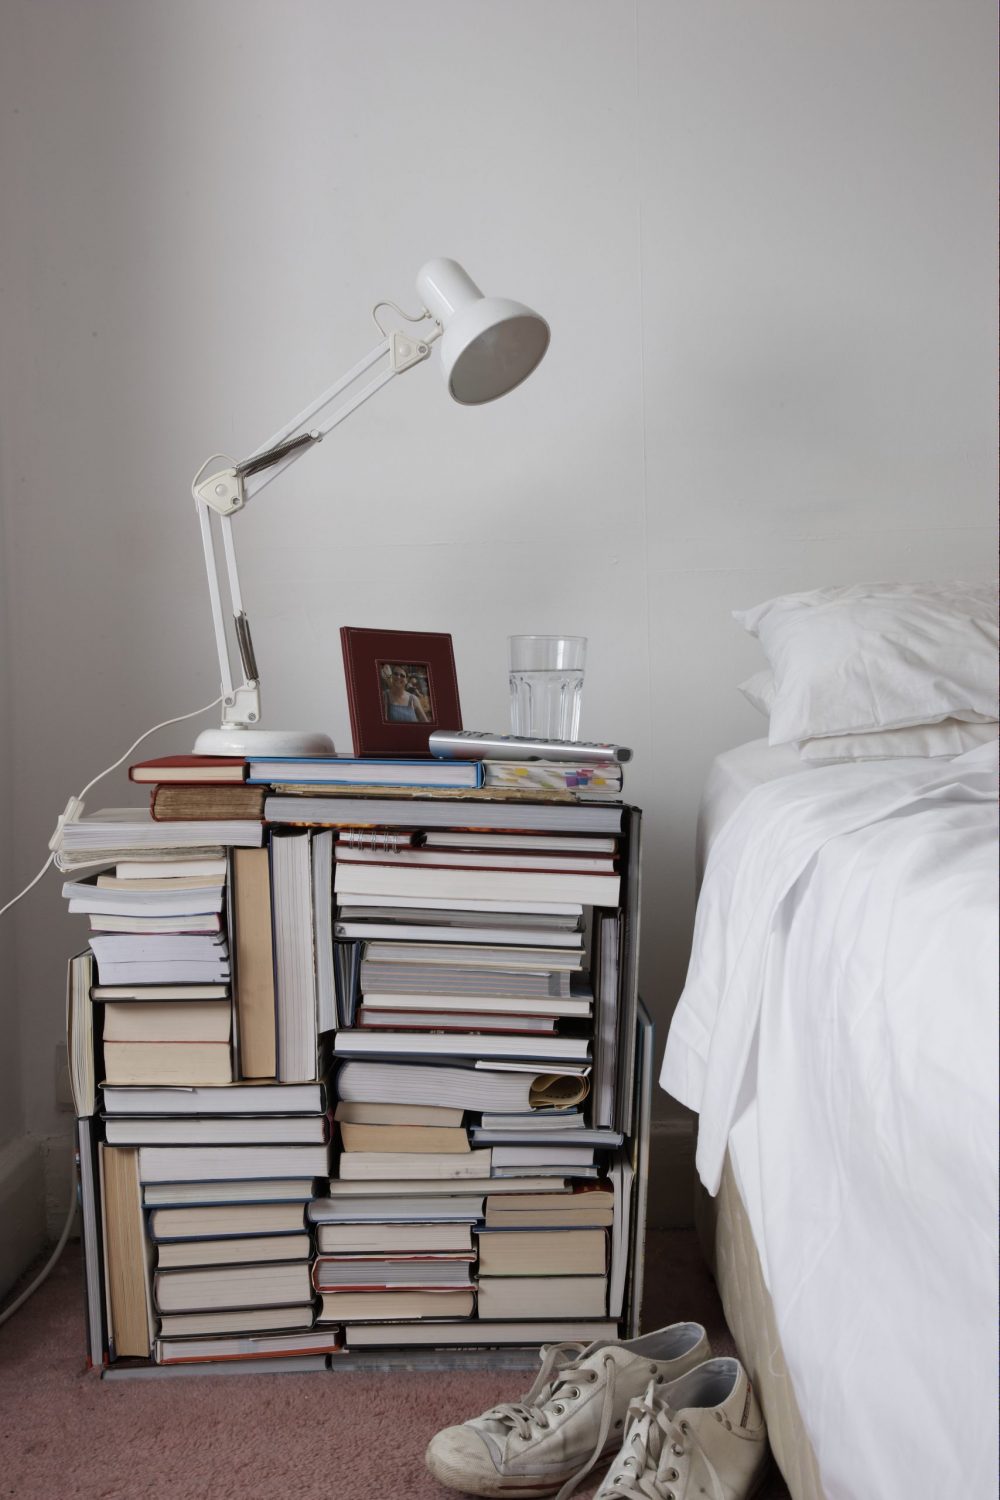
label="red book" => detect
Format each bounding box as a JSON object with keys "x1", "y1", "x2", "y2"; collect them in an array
[{"x1": 129, "y1": 755, "x2": 247, "y2": 785}]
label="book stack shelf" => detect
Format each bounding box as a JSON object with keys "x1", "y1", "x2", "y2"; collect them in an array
[{"x1": 63, "y1": 755, "x2": 651, "y2": 1377}]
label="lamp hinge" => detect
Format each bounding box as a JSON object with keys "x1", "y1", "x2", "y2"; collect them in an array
[{"x1": 390, "y1": 329, "x2": 433, "y2": 373}]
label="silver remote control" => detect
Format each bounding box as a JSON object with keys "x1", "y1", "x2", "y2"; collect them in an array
[{"x1": 429, "y1": 729, "x2": 633, "y2": 765}]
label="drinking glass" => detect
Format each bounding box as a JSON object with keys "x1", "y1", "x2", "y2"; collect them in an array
[{"x1": 508, "y1": 635, "x2": 587, "y2": 740}]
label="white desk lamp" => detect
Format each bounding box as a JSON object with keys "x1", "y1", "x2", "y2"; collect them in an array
[{"x1": 190, "y1": 257, "x2": 549, "y2": 758}]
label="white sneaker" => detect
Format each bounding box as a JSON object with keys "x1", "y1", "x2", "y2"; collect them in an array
[
  {"x1": 593, "y1": 1357, "x2": 769, "y2": 1500},
  {"x1": 424, "y1": 1323, "x2": 712, "y2": 1498}
]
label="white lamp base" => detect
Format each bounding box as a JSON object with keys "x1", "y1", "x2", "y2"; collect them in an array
[{"x1": 193, "y1": 727, "x2": 336, "y2": 758}]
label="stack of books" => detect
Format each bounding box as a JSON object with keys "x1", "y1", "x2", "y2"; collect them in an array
[
  {"x1": 258, "y1": 753, "x2": 636, "y2": 1348},
  {"x1": 61, "y1": 745, "x2": 649, "y2": 1371},
  {"x1": 62, "y1": 763, "x2": 336, "y2": 1370}
]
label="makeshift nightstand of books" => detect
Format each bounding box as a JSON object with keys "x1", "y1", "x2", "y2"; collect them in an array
[{"x1": 64, "y1": 756, "x2": 651, "y2": 1377}]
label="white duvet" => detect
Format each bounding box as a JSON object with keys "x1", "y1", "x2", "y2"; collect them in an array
[{"x1": 661, "y1": 741, "x2": 999, "y2": 1500}]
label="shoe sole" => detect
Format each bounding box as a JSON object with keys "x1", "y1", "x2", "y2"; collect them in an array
[
  {"x1": 427, "y1": 1443, "x2": 774, "y2": 1498},
  {"x1": 425, "y1": 1439, "x2": 621, "y2": 1497}
]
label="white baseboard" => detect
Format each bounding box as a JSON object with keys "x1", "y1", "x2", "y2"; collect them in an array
[
  {"x1": 0, "y1": 1136, "x2": 48, "y2": 1299},
  {"x1": 40, "y1": 1129, "x2": 79, "y2": 1239},
  {"x1": 646, "y1": 1118, "x2": 696, "y2": 1230}
]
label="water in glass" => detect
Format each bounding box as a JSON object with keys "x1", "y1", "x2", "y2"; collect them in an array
[{"x1": 509, "y1": 667, "x2": 584, "y2": 739}]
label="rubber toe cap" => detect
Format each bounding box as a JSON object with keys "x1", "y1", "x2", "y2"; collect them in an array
[{"x1": 425, "y1": 1425, "x2": 501, "y2": 1493}]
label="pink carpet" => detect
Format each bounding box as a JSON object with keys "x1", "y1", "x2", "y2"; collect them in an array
[{"x1": 0, "y1": 1235, "x2": 790, "y2": 1499}]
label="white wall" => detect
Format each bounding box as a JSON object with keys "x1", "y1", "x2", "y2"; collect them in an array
[
  {"x1": 0, "y1": 436, "x2": 47, "y2": 1294},
  {"x1": 0, "y1": 496, "x2": 22, "y2": 1145},
  {"x1": 0, "y1": 1, "x2": 995, "y2": 1213}
]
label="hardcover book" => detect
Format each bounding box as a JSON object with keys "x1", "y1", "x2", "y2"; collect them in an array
[
  {"x1": 150, "y1": 785, "x2": 266, "y2": 821},
  {"x1": 129, "y1": 756, "x2": 248, "y2": 785},
  {"x1": 247, "y1": 757, "x2": 482, "y2": 789}
]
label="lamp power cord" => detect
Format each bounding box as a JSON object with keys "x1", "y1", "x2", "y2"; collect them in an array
[{"x1": 0, "y1": 694, "x2": 223, "y2": 1329}]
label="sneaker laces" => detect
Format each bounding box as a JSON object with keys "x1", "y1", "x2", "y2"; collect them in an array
[
  {"x1": 479, "y1": 1340, "x2": 621, "y2": 1500},
  {"x1": 598, "y1": 1385, "x2": 728, "y2": 1500},
  {"x1": 482, "y1": 1341, "x2": 592, "y2": 1441}
]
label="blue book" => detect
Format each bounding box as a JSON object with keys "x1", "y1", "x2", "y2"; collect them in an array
[{"x1": 246, "y1": 756, "x2": 483, "y2": 789}]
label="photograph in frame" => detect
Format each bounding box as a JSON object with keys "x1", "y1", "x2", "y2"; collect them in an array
[{"x1": 340, "y1": 627, "x2": 462, "y2": 757}]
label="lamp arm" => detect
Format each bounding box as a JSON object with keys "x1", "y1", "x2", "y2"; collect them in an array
[{"x1": 191, "y1": 323, "x2": 440, "y2": 731}]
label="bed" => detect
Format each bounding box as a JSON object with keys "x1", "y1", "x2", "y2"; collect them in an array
[{"x1": 664, "y1": 734, "x2": 998, "y2": 1500}]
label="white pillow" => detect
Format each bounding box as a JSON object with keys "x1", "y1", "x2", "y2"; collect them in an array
[
  {"x1": 734, "y1": 580, "x2": 999, "y2": 746},
  {"x1": 737, "y1": 668, "x2": 994, "y2": 759},
  {"x1": 738, "y1": 670, "x2": 774, "y2": 717},
  {"x1": 798, "y1": 719, "x2": 997, "y2": 762}
]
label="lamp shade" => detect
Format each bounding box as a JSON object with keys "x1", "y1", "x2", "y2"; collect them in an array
[{"x1": 416, "y1": 258, "x2": 550, "y2": 405}]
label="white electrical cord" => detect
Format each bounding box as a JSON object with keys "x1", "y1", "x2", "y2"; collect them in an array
[
  {"x1": 0, "y1": 1169, "x2": 78, "y2": 1328},
  {"x1": 0, "y1": 693, "x2": 223, "y2": 1325},
  {"x1": 0, "y1": 695, "x2": 223, "y2": 919},
  {"x1": 0, "y1": 852, "x2": 54, "y2": 921},
  {"x1": 370, "y1": 298, "x2": 435, "y2": 337}
]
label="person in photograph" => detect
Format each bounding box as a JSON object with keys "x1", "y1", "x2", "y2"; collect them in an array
[
  {"x1": 406, "y1": 670, "x2": 432, "y2": 718},
  {"x1": 382, "y1": 663, "x2": 430, "y2": 723}
]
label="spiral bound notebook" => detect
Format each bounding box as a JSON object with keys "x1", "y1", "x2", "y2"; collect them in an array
[{"x1": 337, "y1": 827, "x2": 420, "y2": 852}]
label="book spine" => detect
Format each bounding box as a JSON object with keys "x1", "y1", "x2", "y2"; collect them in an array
[
  {"x1": 77, "y1": 1117, "x2": 108, "y2": 1368},
  {"x1": 231, "y1": 846, "x2": 277, "y2": 1079}
]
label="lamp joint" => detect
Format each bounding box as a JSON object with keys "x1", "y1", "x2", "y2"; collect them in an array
[{"x1": 390, "y1": 329, "x2": 435, "y2": 373}]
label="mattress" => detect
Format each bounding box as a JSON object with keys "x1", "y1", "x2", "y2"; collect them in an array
[
  {"x1": 697, "y1": 1154, "x2": 824, "y2": 1500},
  {"x1": 695, "y1": 738, "x2": 804, "y2": 876},
  {"x1": 696, "y1": 742, "x2": 822, "y2": 1494},
  {"x1": 664, "y1": 742, "x2": 999, "y2": 1500}
]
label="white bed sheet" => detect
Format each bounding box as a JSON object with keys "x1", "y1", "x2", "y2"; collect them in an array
[
  {"x1": 696, "y1": 738, "x2": 805, "y2": 875},
  {"x1": 663, "y1": 741, "x2": 999, "y2": 1500},
  {"x1": 698, "y1": 741, "x2": 800, "y2": 1289},
  {"x1": 697, "y1": 739, "x2": 803, "y2": 1288}
]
